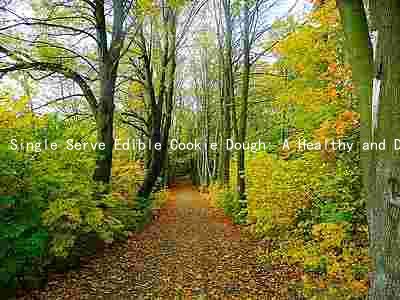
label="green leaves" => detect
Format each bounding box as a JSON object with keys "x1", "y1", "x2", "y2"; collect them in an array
[
  {"x1": 15, "y1": 229, "x2": 48, "y2": 259},
  {"x1": 0, "y1": 195, "x2": 16, "y2": 207},
  {"x1": 318, "y1": 202, "x2": 352, "y2": 223},
  {"x1": 215, "y1": 190, "x2": 248, "y2": 224}
]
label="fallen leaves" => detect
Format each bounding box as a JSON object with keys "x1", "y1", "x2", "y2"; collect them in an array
[{"x1": 17, "y1": 183, "x2": 301, "y2": 300}]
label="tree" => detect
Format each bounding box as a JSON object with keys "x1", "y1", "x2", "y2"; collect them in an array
[
  {"x1": 237, "y1": 0, "x2": 250, "y2": 200},
  {"x1": 236, "y1": 0, "x2": 299, "y2": 200},
  {"x1": 337, "y1": 0, "x2": 400, "y2": 298},
  {"x1": 222, "y1": 0, "x2": 234, "y2": 185},
  {"x1": 0, "y1": 0, "x2": 134, "y2": 184},
  {"x1": 124, "y1": 0, "x2": 204, "y2": 198}
]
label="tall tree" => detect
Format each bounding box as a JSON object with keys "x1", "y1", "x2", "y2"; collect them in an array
[
  {"x1": 337, "y1": 0, "x2": 400, "y2": 298},
  {"x1": 237, "y1": 0, "x2": 250, "y2": 200},
  {"x1": 222, "y1": 0, "x2": 234, "y2": 185},
  {"x1": 0, "y1": 0, "x2": 133, "y2": 184},
  {"x1": 236, "y1": 0, "x2": 299, "y2": 199},
  {"x1": 133, "y1": 8, "x2": 176, "y2": 198},
  {"x1": 125, "y1": 0, "x2": 204, "y2": 198}
]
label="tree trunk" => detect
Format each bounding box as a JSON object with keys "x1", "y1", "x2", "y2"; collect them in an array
[
  {"x1": 138, "y1": 9, "x2": 176, "y2": 199},
  {"x1": 223, "y1": 0, "x2": 234, "y2": 186},
  {"x1": 161, "y1": 13, "x2": 177, "y2": 175},
  {"x1": 138, "y1": 105, "x2": 163, "y2": 198},
  {"x1": 137, "y1": 34, "x2": 162, "y2": 198},
  {"x1": 93, "y1": 73, "x2": 117, "y2": 184},
  {"x1": 237, "y1": 0, "x2": 250, "y2": 201},
  {"x1": 336, "y1": 0, "x2": 376, "y2": 295},
  {"x1": 370, "y1": 1, "x2": 400, "y2": 298},
  {"x1": 91, "y1": 0, "x2": 124, "y2": 184},
  {"x1": 338, "y1": 0, "x2": 400, "y2": 298},
  {"x1": 217, "y1": 51, "x2": 225, "y2": 183}
]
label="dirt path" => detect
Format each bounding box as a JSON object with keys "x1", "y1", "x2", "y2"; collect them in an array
[{"x1": 18, "y1": 183, "x2": 300, "y2": 300}]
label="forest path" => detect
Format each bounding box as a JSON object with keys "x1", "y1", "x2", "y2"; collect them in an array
[{"x1": 19, "y1": 183, "x2": 300, "y2": 300}]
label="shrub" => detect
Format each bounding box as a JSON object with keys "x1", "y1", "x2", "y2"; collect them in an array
[
  {"x1": 246, "y1": 152, "x2": 327, "y2": 237},
  {"x1": 209, "y1": 185, "x2": 247, "y2": 224},
  {"x1": 0, "y1": 97, "x2": 149, "y2": 293},
  {"x1": 0, "y1": 144, "x2": 49, "y2": 294}
]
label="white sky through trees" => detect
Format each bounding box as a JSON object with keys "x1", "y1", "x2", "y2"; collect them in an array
[{"x1": 0, "y1": 0, "x2": 311, "y2": 114}]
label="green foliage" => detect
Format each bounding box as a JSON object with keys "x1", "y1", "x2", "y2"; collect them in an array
[
  {"x1": 0, "y1": 96, "x2": 148, "y2": 293},
  {"x1": 0, "y1": 141, "x2": 49, "y2": 293},
  {"x1": 215, "y1": 189, "x2": 247, "y2": 224}
]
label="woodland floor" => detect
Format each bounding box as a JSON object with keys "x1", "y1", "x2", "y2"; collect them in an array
[{"x1": 17, "y1": 182, "x2": 301, "y2": 300}]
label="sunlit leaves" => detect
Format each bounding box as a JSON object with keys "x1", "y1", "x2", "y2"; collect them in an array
[
  {"x1": 0, "y1": 95, "x2": 47, "y2": 129},
  {"x1": 128, "y1": 81, "x2": 145, "y2": 111},
  {"x1": 35, "y1": 45, "x2": 76, "y2": 67},
  {"x1": 262, "y1": 0, "x2": 348, "y2": 111},
  {"x1": 136, "y1": 0, "x2": 160, "y2": 17}
]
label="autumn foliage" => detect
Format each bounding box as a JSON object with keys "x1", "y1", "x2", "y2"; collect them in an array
[{"x1": 211, "y1": 0, "x2": 369, "y2": 298}]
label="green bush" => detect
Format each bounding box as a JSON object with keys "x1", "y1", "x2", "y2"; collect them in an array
[
  {"x1": 0, "y1": 115, "x2": 149, "y2": 294},
  {"x1": 217, "y1": 190, "x2": 247, "y2": 224},
  {"x1": 0, "y1": 146, "x2": 49, "y2": 294}
]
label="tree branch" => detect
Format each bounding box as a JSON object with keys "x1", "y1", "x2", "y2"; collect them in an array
[
  {"x1": 120, "y1": 119, "x2": 150, "y2": 137},
  {"x1": 33, "y1": 94, "x2": 85, "y2": 111},
  {"x1": 0, "y1": 60, "x2": 98, "y2": 114},
  {"x1": 0, "y1": 22, "x2": 98, "y2": 44}
]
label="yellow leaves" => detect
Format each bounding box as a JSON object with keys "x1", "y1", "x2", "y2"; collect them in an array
[
  {"x1": 245, "y1": 152, "x2": 368, "y2": 299},
  {"x1": 341, "y1": 110, "x2": 360, "y2": 126},
  {"x1": 152, "y1": 189, "x2": 169, "y2": 209},
  {"x1": 327, "y1": 86, "x2": 337, "y2": 99},
  {"x1": 334, "y1": 111, "x2": 359, "y2": 137},
  {"x1": 137, "y1": 0, "x2": 160, "y2": 17},
  {"x1": 128, "y1": 82, "x2": 145, "y2": 111},
  {"x1": 309, "y1": 0, "x2": 339, "y2": 28},
  {"x1": 207, "y1": 184, "x2": 224, "y2": 208},
  {"x1": 312, "y1": 110, "x2": 359, "y2": 160},
  {"x1": 85, "y1": 208, "x2": 104, "y2": 228},
  {"x1": 314, "y1": 120, "x2": 331, "y2": 144},
  {"x1": 311, "y1": 223, "x2": 345, "y2": 250},
  {"x1": 261, "y1": 0, "x2": 350, "y2": 112},
  {"x1": 43, "y1": 198, "x2": 82, "y2": 230},
  {"x1": 246, "y1": 152, "x2": 327, "y2": 235},
  {"x1": 277, "y1": 85, "x2": 328, "y2": 109},
  {"x1": 129, "y1": 81, "x2": 144, "y2": 95},
  {"x1": 350, "y1": 280, "x2": 368, "y2": 295},
  {"x1": 335, "y1": 119, "x2": 346, "y2": 136},
  {"x1": 327, "y1": 62, "x2": 337, "y2": 74},
  {"x1": 112, "y1": 159, "x2": 144, "y2": 197},
  {"x1": 292, "y1": 235, "x2": 370, "y2": 299},
  {"x1": 0, "y1": 95, "x2": 47, "y2": 129},
  {"x1": 295, "y1": 63, "x2": 305, "y2": 74},
  {"x1": 327, "y1": 260, "x2": 341, "y2": 279}
]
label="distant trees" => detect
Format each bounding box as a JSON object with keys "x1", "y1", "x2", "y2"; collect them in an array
[
  {"x1": 207, "y1": 0, "x2": 298, "y2": 196},
  {"x1": 0, "y1": 0, "x2": 305, "y2": 201},
  {"x1": 122, "y1": 0, "x2": 205, "y2": 198},
  {"x1": 0, "y1": 0, "x2": 201, "y2": 199}
]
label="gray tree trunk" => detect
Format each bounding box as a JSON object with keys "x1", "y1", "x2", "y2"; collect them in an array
[
  {"x1": 237, "y1": 0, "x2": 250, "y2": 201},
  {"x1": 338, "y1": 0, "x2": 400, "y2": 298},
  {"x1": 369, "y1": 1, "x2": 400, "y2": 298},
  {"x1": 222, "y1": 0, "x2": 234, "y2": 185}
]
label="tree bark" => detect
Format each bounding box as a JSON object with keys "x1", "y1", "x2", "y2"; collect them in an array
[
  {"x1": 138, "y1": 104, "x2": 163, "y2": 198},
  {"x1": 93, "y1": 75, "x2": 116, "y2": 183},
  {"x1": 92, "y1": 0, "x2": 124, "y2": 184},
  {"x1": 137, "y1": 7, "x2": 177, "y2": 199},
  {"x1": 370, "y1": 1, "x2": 400, "y2": 298},
  {"x1": 338, "y1": 0, "x2": 400, "y2": 298},
  {"x1": 222, "y1": 0, "x2": 234, "y2": 186},
  {"x1": 161, "y1": 12, "x2": 177, "y2": 176},
  {"x1": 237, "y1": 0, "x2": 250, "y2": 201}
]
